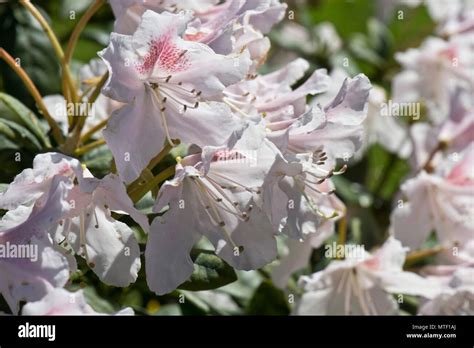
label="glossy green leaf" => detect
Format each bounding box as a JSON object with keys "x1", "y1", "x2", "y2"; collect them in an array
[
  {"x1": 247, "y1": 280, "x2": 290, "y2": 315},
  {"x1": 178, "y1": 250, "x2": 238, "y2": 291},
  {"x1": 0, "y1": 118, "x2": 42, "y2": 150},
  {"x1": 0, "y1": 92, "x2": 50, "y2": 147}
]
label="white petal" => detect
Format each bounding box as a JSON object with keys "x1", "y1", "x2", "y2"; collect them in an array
[{"x1": 103, "y1": 90, "x2": 165, "y2": 184}]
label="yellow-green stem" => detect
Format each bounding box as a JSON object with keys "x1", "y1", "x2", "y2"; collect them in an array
[
  {"x1": 404, "y1": 245, "x2": 444, "y2": 269},
  {"x1": 74, "y1": 138, "x2": 105, "y2": 156},
  {"x1": 129, "y1": 165, "x2": 176, "y2": 203},
  {"x1": 79, "y1": 117, "x2": 108, "y2": 144},
  {"x1": 0, "y1": 48, "x2": 63, "y2": 145},
  {"x1": 72, "y1": 71, "x2": 109, "y2": 147},
  {"x1": 147, "y1": 140, "x2": 179, "y2": 170},
  {"x1": 20, "y1": 0, "x2": 78, "y2": 104},
  {"x1": 64, "y1": 0, "x2": 106, "y2": 63},
  {"x1": 125, "y1": 142, "x2": 178, "y2": 196},
  {"x1": 337, "y1": 215, "x2": 347, "y2": 246}
]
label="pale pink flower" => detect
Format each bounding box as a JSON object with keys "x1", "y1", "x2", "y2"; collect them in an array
[
  {"x1": 1, "y1": 153, "x2": 149, "y2": 287},
  {"x1": 409, "y1": 87, "x2": 474, "y2": 170},
  {"x1": 295, "y1": 237, "x2": 441, "y2": 315},
  {"x1": 145, "y1": 125, "x2": 280, "y2": 294},
  {"x1": 224, "y1": 58, "x2": 330, "y2": 122},
  {"x1": 0, "y1": 176, "x2": 72, "y2": 314},
  {"x1": 54, "y1": 171, "x2": 149, "y2": 287},
  {"x1": 110, "y1": 0, "x2": 219, "y2": 34},
  {"x1": 271, "y1": 180, "x2": 345, "y2": 288},
  {"x1": 393, "y1": 36, "x2": 474, "y2": 123},
  {"x1": 391, "y1": 147, "x2": 474, "y2": 255},
  {"x1": 269, "y1": 73, "x2": 371, "y2": 161},
  {"x1": 418, "y1": 267, "x2": 474, "y2": 315},
  {"x1": 99, "y1": 10, "x2": 250, "y2": 183}
]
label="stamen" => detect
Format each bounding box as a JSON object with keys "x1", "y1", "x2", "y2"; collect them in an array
[
  {"x1": 304, "y1": 182, "x2": 335, "y2": 196},
  {"x1": 79, "y1": 212, "x2": 91, "y2": 264},
  {"x1": 149, "y1": 85, "x2": 175, "y2": 146},
  {"x1": 202, "y1": 177, "x2": 249, "y2": 221},
  {"x1": 223, "y1": 97, "x2": 251, "y2": 118},
  {"x1": 192, "y1": 179, "x2": 240, "y2": 249},
  {"x1": 158, "y1": 87, "x2": 200, "y2": 112},
  {"x1": 350, "y1": 270, "x2": 371, "y2": 315},
  {"x1": 93, "y1": 209, "x2": 100, "y2": 228},
  {"x1": 210, "y1": 171, "x2": 261, "y2": 194}
]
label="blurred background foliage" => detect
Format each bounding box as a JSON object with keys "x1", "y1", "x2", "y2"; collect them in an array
[{"x1": 0, "y1": 0, "x2": 436, "y2": 315}]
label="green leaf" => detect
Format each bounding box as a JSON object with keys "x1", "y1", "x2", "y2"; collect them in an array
[
  {"x1": 306, "y1": 0, "x2": 375, "y2": 41},
  {"x1": 247, "y1": 280, "x2": 290, "y2": 315},
  {"x1": 349, "y1": 34, "x2": 384, "y2": 67},
  {"x1": 0, "y1": 134, "x2": 20, "y2": 151},
  {"x1": 178, "y1": 249, "x2": 238, "y2": 291},
  {"x1": 0, "y1": 118, "x2": 42, "y2": 150},
  {"x1": 0, "y1": 5, "x2": 61, "y2": 109},
  {"x1": 0, "y1": 121, "x2": 16, "y2": 139},
  {"x1": 135, "y1": 192, "x2": 155, "y2": 215},
  {"x1": 82, "y1": 286, "x2": 115, "y2": 314},
  {"x1": 81, "y1": 145, "x2": 113, "y2": 177},
  {"x1": 366, "y1": 144, "x2": 410, "y2": 199},
  {"x1": 0, "y1": 93, "x2": 50, "y2": 147},
  {"x1": 388, "y1": 4, "x2": 435, "y2": 53},
  {"x1": 154, "y1": 304, "x2": 182, "y2": 316}
]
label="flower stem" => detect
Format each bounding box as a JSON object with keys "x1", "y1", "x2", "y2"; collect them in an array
[
  {"x1": 82, "y1": 71, "x2": 109, "y2": 104},
  {"x1": 64, "y1": 0, "x2": 106, "y2": 63},
  {"x1": 148, "y1": 140, "x2": 179, "y2": 170},
  {"x1": 336, "y1": 215, "x2": 348, "y2": 260},
  {"x1": 129, "y1": 165, "x2": 176, "y2": 203},
  {"x1": 403, "y1": 245, "x2": 444, "y2": 269},
  {"x1": 20, "y1": 0, "x2": 78, "y2": 103},
  {"x1": 79, "y1": 118, "x2": 108, "y2": 144},
  {"x1": 416, "y1": 141, "x2": 448, "y2": 174},
  {"x1": 72, "y1": 71, "x2": 109, "y2": 147},
  {"x1": 125, "y1": 143, "x2": 178, "y2": 199},
  {"x1": 0, "y1": 48, "x2": 63, "y2": 145},
  {"x1": 74, "y1": 138, "x2": 105, "y2": 156},
  {"x1": 337, "y1": 215, "x2": 347, "y2": 245}
]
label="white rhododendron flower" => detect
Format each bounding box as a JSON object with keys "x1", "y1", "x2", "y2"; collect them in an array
[
  {"x1": 1, "y1": 153, "x2": 149, "y2": 287},
  {"x1": 0, "y1": 176, "x2": 72, "y2": 314},
  {"x1": 419, "y1": 267, "x2": 474, "y2": 315},
  {"x1": 146, "y1": 125, "x2": 280, "y2": 294},
  {"x1": 100, "y1": 10, "x2": 250, "y2": 183},
  {"x1": 393, "y1": 36, "x2": 474, "y2": 123},
  {"x1": 391, "y1": 147, "x2": 474, "y2": 254},
  {"x1": 0, "y1": 0, "x2": 472, "y2": 319},
  {"x1": 295, "y1": 237, "x2": 441, "y2": 315},
  {"x1": 408, "y1": 87, "x2": 474, "y2": 170}
]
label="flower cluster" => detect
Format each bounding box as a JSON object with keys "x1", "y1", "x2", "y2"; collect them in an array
[
  {"x1": 293, "y1": 0, "x2": 474, "y2": 315},
  {"x1": 0, "y1": 0, "x2": 372, "y2": 314},
  {"x1": 0, "y1": 0, "x2": 472, "y2": 316}
]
